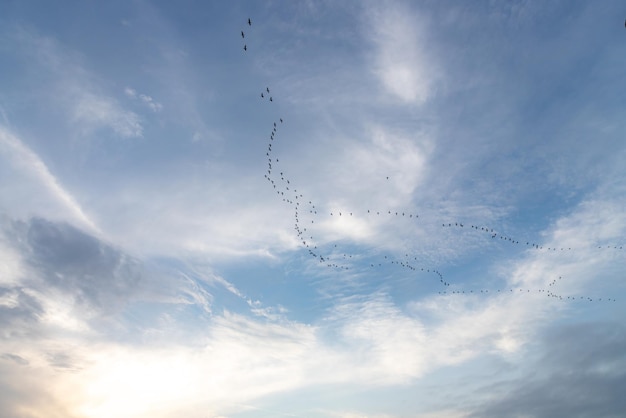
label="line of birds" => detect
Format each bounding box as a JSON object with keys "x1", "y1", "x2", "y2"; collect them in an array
[
  {"x1": 241, "y1": 18, "x2": 251, "y2": 51},
  {"x1": 240, "y1": 17, "x2": 620, "y2": 304},
  {"x1": 441, "y1": 222, "x2": 624, "y2": 251},
  {"x1": 438, "y1": 288, "x2": 616, "y2": 302}
]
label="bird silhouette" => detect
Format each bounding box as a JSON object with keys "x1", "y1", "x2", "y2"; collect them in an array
[{"x1": 248, "y1": 18, "x2": 251, "y2": 26}]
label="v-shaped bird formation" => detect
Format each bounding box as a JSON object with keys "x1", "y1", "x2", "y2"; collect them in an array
[{"x1": 240, "y1": 17, "x2": 621, "y2": 304}]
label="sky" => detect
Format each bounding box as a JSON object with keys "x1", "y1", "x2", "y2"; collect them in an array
[{"x1": 0, "y1": 1, "x2": 625, "y2": 417}]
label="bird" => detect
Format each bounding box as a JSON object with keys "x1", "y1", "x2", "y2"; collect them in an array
[
  {"x1": 266, "y1": 87, "x2": 270, "y2": 93},
  {"x1": 280, "y1": 118, "x2": 283, "y2": 123},
  {"x1": 244, "y1": 44, "x2": 247, "y2": 51},
  {"x1": 270, "y1": 97, "x2": 273, "y2": 102},
  {"x1": 248, "y1": 18, "x2": 252, "y2": 26},
  {"x1": 241, "y1": 31, "x2": 245, "y2": 38}
]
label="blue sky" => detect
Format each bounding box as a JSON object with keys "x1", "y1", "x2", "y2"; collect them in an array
[{"x1": 1, "y1": 1, "x2": 625, "y2": 417}]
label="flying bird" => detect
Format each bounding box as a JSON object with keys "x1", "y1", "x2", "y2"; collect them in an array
[
  {"x1": 241, "y1": 31, "x2": 244, "y2": 38},
  {"x1": 243, "y1": 44, "x2": 247, "y2": 51},
  {"x1": 248, "y1": 18, "x2": 251, "y2": 26}
]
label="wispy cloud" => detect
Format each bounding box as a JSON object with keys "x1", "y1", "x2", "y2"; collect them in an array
[
  {"x1": 125, "y1": 87, "x2": 163, "y2": 113},
  {"x1": 12, "y1": 26, "x2": 143, "y2": 139},
  {"x1": 72, "y1": 91, "x2": 143, "y2": 138},
  {"x1": 0, "y1": 126, "x2": 99, "y2": 231},
  {"x1": 365, "y1": 2, "x2": 438, "y2": 104}
]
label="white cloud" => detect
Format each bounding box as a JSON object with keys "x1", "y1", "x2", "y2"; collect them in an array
[
  {"x1": 505, "y1": 189, "x2": 626, "y2": 297},
  {"x1": 125, "y1": 86, "x2": 163, "y2": 112},
  {"x1": 1, "y1": 312, "x2": 326, "y2": 418},
  {"x1": 329, "y1": 124, "x2": 431, "y2": 203},
  {"x1": 1, "y1": 5, "x2": 624, "y2": 418},
  {"x1": 0, "y1": 229, "x2": 24, "y2": 287},
  {"x1": 72, "y1": 91, "x2": 143, "y2": 138},
  {"x1": 0, "y1": 194, "x2": 622, "y2": 417},
  {"x1": 124, "y1": 87, "x2": 137, "y2": 98},
  {"x1": 279, "y1": 124, "x2": 434, "y2": 257},
  {"x1": 139, "y1": 93, "x2": 163, "y2": 112},
  {"x1": 0, "y1": 126, "x2": 99, "y2": 232},
  {"x1": 366, "y1": 3, "x2": 438, "y2": 104},
  {"x1": 85, "y1": 167, "x2": 301, "y2": 259}
]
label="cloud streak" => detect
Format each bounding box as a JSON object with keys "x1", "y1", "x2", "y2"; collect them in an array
[{"x1": 0, "y1": 126, "x2": 98, "y2": 231}]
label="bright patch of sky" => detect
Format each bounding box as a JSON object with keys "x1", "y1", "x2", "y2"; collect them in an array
[{"x1": 1, "y1": 1, "x2": 625, "y2": 417}]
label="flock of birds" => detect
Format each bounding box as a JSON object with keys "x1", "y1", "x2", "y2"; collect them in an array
[{"x1": 240, "y1": 18, "x2": 621, "y2": 303}]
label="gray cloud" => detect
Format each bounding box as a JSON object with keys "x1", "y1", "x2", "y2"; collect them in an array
[
  {"x1": 0, "y1": 215, "x2": 219, "y2": 344},
  {"x1": 1, "y1": 216, "x2": 143, "y2": 320},
  {"x1": 468, "y1": 322, "x2": 626, "y2": 418},
  {"x1": 46, "y1": 351, "x2": 81, "y2": 371},
  {"x1": 24, "y1": 218, "x2": 142, "y2": 313},
  {"x1": 0, "y1": 286, "x2": 44, "y2": 340},
  {"x1": 0, "y1": 353, "x2": 29, "y2": 366}
]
